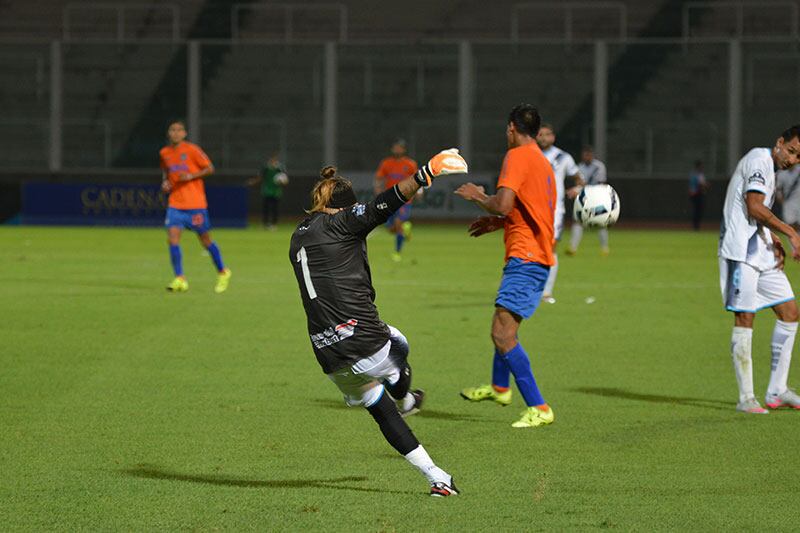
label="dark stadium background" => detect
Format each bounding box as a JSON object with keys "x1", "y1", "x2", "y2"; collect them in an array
[{"x1": 1, "y1": 0, "x2": 796, "y2": 224}]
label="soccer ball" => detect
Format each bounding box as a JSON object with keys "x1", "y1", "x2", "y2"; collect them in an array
[
  {"x1": 274, "y1": 172, "x2": 289, "y2": 185},
  {"x1": 573, "y1": 184, "x2": 620, "y2": 227}
]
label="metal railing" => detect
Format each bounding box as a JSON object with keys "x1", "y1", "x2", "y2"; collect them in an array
[
  {"x1": 0, "y1": 50, "x2": 47, "y2": 101},
  {"x1": 0, "y1": 118, "x2": 111, "y2": 166},
  {"x1": 63, "y1": 2, "x2": 180, "y2": 42},
  {"x1": 511, "y1": 1, "x2": 627, "y2": 42},
  {"x1": 682, "y1": 1, "x2": 799, "y2": 39},
  {"x1": 745, "y1": 52, "x2": 800, "y2": 105},
  {"x1": 200, "y1": 118, "x2": 288, "y2": 169},
  {"x1": 642, "y1": 122, "x2": 720, "y2": 178},
  {"x1": 4, "y1": 37, "x2": 794, "y2": 175},
  {"x1": 231, "y1": 3, "x2": 347, "y2": 43}
]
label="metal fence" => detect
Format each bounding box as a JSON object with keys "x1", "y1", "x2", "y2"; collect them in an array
[{"x1": 1, "y1": 37, "x2": 799, "y2": 179}]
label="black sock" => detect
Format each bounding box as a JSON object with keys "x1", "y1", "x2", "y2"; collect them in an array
[
  {"x1": 366, "y1": 391, "x2": 419, "y2": 455},
  {"x1": 385, "y1": 363, "x2": 411, "y2": 400}
]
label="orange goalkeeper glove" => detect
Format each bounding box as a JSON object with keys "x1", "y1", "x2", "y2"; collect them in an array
[{"x1": 414, "y1": 148, "x2": 468, "y2": 188}]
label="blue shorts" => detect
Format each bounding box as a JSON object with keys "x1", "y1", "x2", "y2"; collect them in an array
[
  {"x1": 495, "y1": 258, "x2": 550, "y2": 319},
  {"x1": 386, "y1": 204, "x2": 412, "y2": 227},
  {"x1": 165, "y1": 207, "x2": 211, "y2": 234}
]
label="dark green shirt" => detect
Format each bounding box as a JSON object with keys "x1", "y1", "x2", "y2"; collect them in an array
[{"x1": 261, "y1": 163, "x2": 287, "y2": 198}]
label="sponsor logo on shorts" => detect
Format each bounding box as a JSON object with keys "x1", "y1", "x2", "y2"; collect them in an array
[{"x1": 310, "y1": 319, "x2": 358, "y2": 349}]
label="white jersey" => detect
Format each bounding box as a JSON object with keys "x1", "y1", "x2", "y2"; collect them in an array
[
  {"x1": 542, "y1": 145, "x2": 580, "y2": 217},
  {"x1": 719, "y1": 147, "x2": 777, "y2": 271},
  {"x1": 578, "y1": 159, "x2": 607, "y2": 185},
  {"x1": 778, "y1": 166, "x2": 800, "y2": 205},
  {"x1": 778, "y1": 165, "x2": 800, "y2": 225}
]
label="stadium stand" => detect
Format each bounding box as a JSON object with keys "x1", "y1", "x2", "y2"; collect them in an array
[
  {"x1": 0, "y1": 42, "x2": 51, "y2": 168},
  {"x1": 0, "y1": 0, "x2": 798, "y2": 178}
]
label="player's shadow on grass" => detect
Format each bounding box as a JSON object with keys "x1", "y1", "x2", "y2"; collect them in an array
[
  {"x1": 311, "y1": 398, "x2": 484, "y2": 422},
  {"x1": 13, "y1": 277, "x2": 152, "y2": 292},
  {"x1": 574, "y1": 387, "x2": 730, "y2": 411},
  {"x1": 122, "y1": 464, "x2": 415, "y2": 495},
  {"x1": 426, "y1": 300, "x2": 488, "y2": 309}
]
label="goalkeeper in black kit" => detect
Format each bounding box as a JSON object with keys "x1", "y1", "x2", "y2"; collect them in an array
[{"x1": 289, "y1": 149, "x2": 468, "y2": 497}]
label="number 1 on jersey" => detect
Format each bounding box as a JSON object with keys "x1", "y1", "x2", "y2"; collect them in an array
[{"x1": 296, "y1": 247, "x2": 317, "y2": 299}]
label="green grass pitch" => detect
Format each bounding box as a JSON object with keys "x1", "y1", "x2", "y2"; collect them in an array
[{"x1": 2, "y1": 224, "x2": 800, "y2": 531}]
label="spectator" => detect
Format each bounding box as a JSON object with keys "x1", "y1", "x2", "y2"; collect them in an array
[{"x1": 249, "y1": 152, "x2": 289, "y2": 229}]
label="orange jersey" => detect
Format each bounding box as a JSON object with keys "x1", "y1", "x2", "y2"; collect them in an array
[
  {"x1": 497, "y1": 143, "x2": 556, "y2": 266},
  {"x1": 376, "y1": 156, "x2": 418, "y2": 189},
  {"x1": 159, "y1": 141, "x2": 212, "y2": 209}
]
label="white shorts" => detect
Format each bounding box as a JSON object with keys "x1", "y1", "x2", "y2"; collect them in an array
[
  {"x1": 719, "y1": 258, "x2": 795, "y2": 313},
  {"x1": 326, "y1": 326, "x2": 408, "y2": 407},
  {"x1": 554, "y1": 206, "x2": 565, "y2": 241}
]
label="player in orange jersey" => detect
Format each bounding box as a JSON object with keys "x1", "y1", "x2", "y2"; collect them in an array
[
  {"x1": 375, "y1": 139, "x2": 419, "y2": 261},
  {"x1": 159, "y1": 120, "x2": 231, "y2": 293},
  {"x1": 455, "y1": 104, "x2": 557, "y2": 429}
]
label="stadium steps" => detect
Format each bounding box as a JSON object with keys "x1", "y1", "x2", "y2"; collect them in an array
[
  {"x1": 603, "y1": 20, "x2": 796, "y2": 176},
  {"x1": 60, "y1": 42, "x2": 180, "y2": 166},
  {"x1": 0, "y1": 0, "x2": 663, "y2": 41},
  {"x1": 554, "y1": 0, "x2": 705, "y2": 158},
  {"x1": 197, "y1": 42, "x2": 325, "y2": 170},
  {"x1": 114, "y1": 0, "x2": 263, "y2": 168},
  {"x1": 0, "y1": 43, "x2": 50, "y2": 167},
  {"x1": 0, "y1": 0, "x2": 200, "y2": 40}
]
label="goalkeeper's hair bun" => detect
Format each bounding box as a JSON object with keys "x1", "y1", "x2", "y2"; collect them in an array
[
  {"x1": 320, "y1": 166, "x2": 338, "y2": 179},
  {"x1": 308, "y1": 166, "x2": 355, "y2": 213}
]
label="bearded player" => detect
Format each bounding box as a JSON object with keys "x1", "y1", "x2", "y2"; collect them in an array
[
  {"x1": 290, "y1": 149, "x2": 467, "y2": 496},
  {"x1": 536, "y1": 123, "x2": 583, "y2": 304},
  {"x1": 455, "y1": 104, "x2": 557, "y2": 428},
  {"x1": 160, "y1": 120, "x2": 231, "y2": 293},
  {"x1": 375, "y1": 139, "x2": 419, "y2": 262},
  {"x1": 719, "y1": 125, "x2": 800, "y2": 413}
]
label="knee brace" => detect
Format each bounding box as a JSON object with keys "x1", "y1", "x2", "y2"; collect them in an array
[
  {"x1": 387, "y1": 325, "x2": 410, "y2": 365},
  {"x1": 385, "y1": 363, "x2": 412, "y2": 401}
]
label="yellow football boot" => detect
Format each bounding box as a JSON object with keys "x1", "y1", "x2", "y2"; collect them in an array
[
  {"x1": 511, "y1": 406, "x2": 555, "y2": 428},
  {"x1": 214, "y1": 269, "x2": 232, "y2": 293},
  {"x1": 460, "y1": 384, "x2": 512, "y2": 406},
  {"x1": 166, "y1": 276, "x2": 189, "y2": 292}
]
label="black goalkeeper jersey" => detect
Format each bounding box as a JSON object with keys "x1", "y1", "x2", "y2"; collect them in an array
[{"x1": 289, "y1": 185, "x2": 409, "y2": 374}]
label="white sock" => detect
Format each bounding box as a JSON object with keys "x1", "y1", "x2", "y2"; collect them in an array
[
  {"x1": 731, "y1": 327, "x2": 754, "y2": 402},
  {"x1": 400, "y1": 392, "x2": 415, "y2": 412},
  {"x1": 570, "y1": 224, "x2": 583, "y2": 250},
  {"x1": 598, "y1": 228, "x2": 609, "y2": 248},
  {"x1": 404, "y1": 445, "x2": 449, "y2": 484},
  {"x1": 768, "y1": 320, "x2": 797, "y2": 395},
  {"x1": 543, "y1": 253, "x2": 558, "y2": 296}
]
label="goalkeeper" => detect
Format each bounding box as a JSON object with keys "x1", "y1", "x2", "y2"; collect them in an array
[{"x1": 289, "y1": 149, "x2": 468, "y2": 497}]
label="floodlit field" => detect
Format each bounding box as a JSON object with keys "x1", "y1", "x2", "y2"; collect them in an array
[{"x1": 2, "y1": 225, "x2": 799, "y2": 530}]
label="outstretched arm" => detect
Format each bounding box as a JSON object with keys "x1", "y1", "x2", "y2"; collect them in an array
[
  {"x1": 454, "y1": 184, "x2": 516, "y2": 216},
  {"x1": 566, "y1": 172, "x2": 584, "y2": 199},
  {"x1": 334, "y1": 149, "x2": 468, "y2": 236}
]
